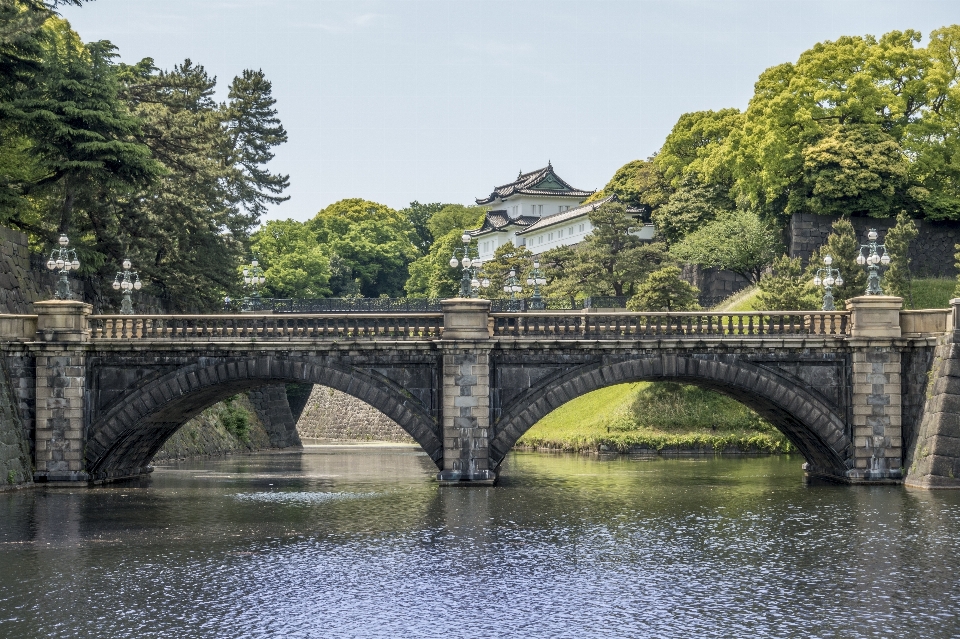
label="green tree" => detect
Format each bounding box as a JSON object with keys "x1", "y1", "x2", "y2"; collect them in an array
[
  {"x1": 118, "y1": 59, "x2": 248, "y2": 310},
  {"x1": 562, "y1": 201, "x2": 666, "y2": 297},
  {"x1": 583, "y1": 159, "x2": 669, "y2": 213},
  {"x1": 250, "y1": 219, "x2": 330, "y2": 299},
  {"x1": 756, "y1": 256, "x2": 819, "y2": 310},
  {"x1": 308, "y1": 198, "x2": 418, "y2": 298},
  {"x1": 882, "y1": 211, "x2": 919, "y2": 303},
  {"x1": 426, "y1": 203, "x2": 485, "y2": 241},
  {"x1": 730, "y1": 28, "x2": 960, "y2": 222},
  {"x1": 670, "y1": 210, "x2": 780, "y2": 284},
  {"x1": 805, "y1": 217, "x2": 867, "y2": 305},
  {"x1": 802, "y1": 124, "x2": 909, "y2": 217},
  {"x1": 650, "y1": 175, "x2": 735, "y2": 246},
  {"x1": 399, "y1": 201, "x2": 445, "y2": 253},
  {"x1": 404, "y1": 228, "x2": 467, "y2": 298},
  {"x1": 540, "y1": 244, "x2": 581, "y2": 300},
  {"x1": 479, "y1": 242, "x2": 533, "y2": 298},
  {"x1": 223, "y1": 69, "x2": 290, "y2": 225},
  {"x1": 655, "y1": 108, "x2": 743, "y2": 188},
  {"x1": 14, "y1": 20, "x2": 159, "y2": 239},
  {"x1": 627, "y1": 266, "x2": 700, "y2": 311}
]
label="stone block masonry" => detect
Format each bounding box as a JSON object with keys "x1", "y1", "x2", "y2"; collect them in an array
[
  {"x1": 33, "y1": 348, "x2": 88, "y2": 481},
  {"x1": 905, "y1": 308, "x2": 960, "y2": 488},
  {"x1": 296, "y1": 385, "x2": 413, "y2": 443},
  {"x1": 0, "y1": 224, "x2": 166, "y2": 315},
  {"x1": 0, "y1": 354, "x2": 31, "y2": 488},
  {"x1": 849, "y1": 346, "x2": 902, "y2": 480},
  {"x1": 437, "y1": 343, "x2": 495, "y2": 484},
  {"x1": 789, "y1": 212, "x2": 960, "y2": 277}
]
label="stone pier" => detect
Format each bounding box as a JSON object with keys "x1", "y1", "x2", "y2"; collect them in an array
[
  {"x1": 32, "y1": 300, "x2": 91, "y2": 483},
  {"x1": 437, "y1": 299, "x2": 496, "y2": 485}
]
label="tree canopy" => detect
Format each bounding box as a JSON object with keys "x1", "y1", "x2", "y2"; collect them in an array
[
  {"x1": 308, "y1": 199, "x2": 418, "y2": 298},
  {"x1": 0, "y1": 4, "x2": 291, "y2": 311}
]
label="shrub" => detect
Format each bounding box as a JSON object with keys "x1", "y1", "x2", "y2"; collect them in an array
[{"x1": 221, "y1": 398, "x2": 251, "y2": 442}]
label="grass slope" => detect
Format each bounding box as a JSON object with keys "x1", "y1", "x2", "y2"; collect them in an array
[
  {"x1": 519, "y1": 382, "x2": 794, "y2": 454},
  {"x1": 712, "y1": 278, "x2": 954, "y2": 313}
]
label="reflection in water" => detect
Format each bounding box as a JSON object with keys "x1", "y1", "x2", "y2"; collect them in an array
[{"x1": 1, "y1": 447, "x2": 960, "y2": 638}]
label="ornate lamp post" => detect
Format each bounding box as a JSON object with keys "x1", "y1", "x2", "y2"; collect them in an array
[
  {"x1": 503, "y1": 268, "x2": 522, "y2": 311},
  {"x1": 812, "y1": 254, "x2": 843, "y2": 311},
  {"x1": 525, "y1": 259, "x2": 547, "y2": 310},
  {"x1": 449, "y1": 233, "x2": 481, "y2": 298},
  {"x1": 45, "y1": 234, "x2": 80, "y2": 300},
  {"x1": 856, "y1": 228, "x2": 891, "y2": 295},
  {"x1": 469, "y1": 260, "x2": 490, "y2": 298},
  {"x1": 111, "y1": 258, "x2": 142, "y2": 315},
  {"x1": 242, "y1": 256, "x2": 266, "y2": 311}
]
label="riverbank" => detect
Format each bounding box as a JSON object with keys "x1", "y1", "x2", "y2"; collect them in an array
[{"x1": 517, "y1": 382, "x2": 794, "y2": 455}]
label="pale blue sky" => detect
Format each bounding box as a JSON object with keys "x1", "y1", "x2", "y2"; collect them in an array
[{"x1": 62, "y1": 0, "x2": 960, "y2": 223}]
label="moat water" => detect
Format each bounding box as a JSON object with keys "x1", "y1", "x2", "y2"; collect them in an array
[{"x1": 2, "y1": 446, "x2": 960, "y2": 638}]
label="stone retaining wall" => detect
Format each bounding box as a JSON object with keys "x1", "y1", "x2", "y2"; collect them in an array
[
  {"x1": 905, "y1": 332, "x2": 960, "y2": 487},
  {"x1": 0, "y1": 224, "x2": 166, "y2": 315},
  {"x1": 789, "y1": 212, "x2": 960, "y2": 277},
  {"x1": 296, "y1": 385, "x2": 413, "y2": 442},
  {"x1": 153, "y1": 394, "x2": 274, "y2": 462},
  {"x1": 0, "y1": 356, "x2": 31, "y2": 489}
]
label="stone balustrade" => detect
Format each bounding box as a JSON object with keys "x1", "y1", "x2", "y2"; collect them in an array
[
  {"x1": 86, "y1": 313, "x2": 444, "y2": 340},
  {"x1": 491, "y1": 310, "x2": 850, "y2": 339}
]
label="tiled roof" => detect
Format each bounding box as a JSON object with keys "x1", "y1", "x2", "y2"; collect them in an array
[
  {"x1": 467, "y1": 212, "x2": 539, "y2": 237},
  {"x1": 516, "y1": 195, "x2": 646, "y2": 235},
  {"x1": 475, "y1": 163, "x2": 594, "y2": 205}
]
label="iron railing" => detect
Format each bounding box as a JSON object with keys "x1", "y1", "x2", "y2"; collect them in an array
[
  {"x1": 268, "y1": 298, "x2": 444, "y2": 313},
  {"x1": 89, "y1": 314, "x2": 444, "y2": 340},
  {"x1": 248, "y1": 296, "x2": 625, "y2": 313},
  {"x1": 490, "y1": 311, "x2": 850, "y2": 339}
]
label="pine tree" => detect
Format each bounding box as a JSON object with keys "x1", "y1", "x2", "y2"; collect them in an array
[
  {"x1": 116, "y1": 58, "x2": 245, "y2": 310},
  {"x1": 757, "y1": 256, "x2": 819, "y2": 310},
  {"x1": 883, "y1": 211, "x2": 918, "y2": 304},
  {"x1": 478, "y1": 242, "x2": 533, "y2": 298},
  {"x1": 628, "y1": 266, "x2": 700, "y2": 311},
  {"x1": 805, "y1": 217, "x2": 867, "y2": 307},
  {"x1": 570, "y1": 201, "x2": 666, "y2": 297},
  {"x1": 224, "y1": 69, "x2": 290, "y2": 225}
]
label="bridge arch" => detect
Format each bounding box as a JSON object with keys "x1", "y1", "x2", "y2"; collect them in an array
[
  {"x1": 490, "y1": 354, "x2": 852, "y2": 478},
  {"x1": 86, "y1": 356, "x2": 441, "y2": 482}
]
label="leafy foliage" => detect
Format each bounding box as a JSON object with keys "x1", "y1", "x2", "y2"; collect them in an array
[
  {"x1": 883, "y1": 212, "x2": 919, "y2": 302},
  {"x1": 405, "y1": 228, "x2": 468, "y2": 298},
  {"x1": 583, "y1": 159, "x2": 668, "y2": 214},
  {"x1": 479, "y1": 242, "x2": 533, "y2": 298},
  {"x1": 546, "y1": 201, "x2": 666, "y2": 297},
  {"x1": 805, "y1": 217, "x2": 867, "y2": 305},
  {"x1": 650, "y1": 175, "x2": 734, "y2": 246},
  {"x1": 221, "y1": 397, "x2": 250, "y2": 443},
  {"x1": 250, "y1": 219, "x2": 330, "y2": 299},
  {"x1": 733, "y1": 27, "x2": 960, "y2": 222},
  {"x1": 426, "y1": 204, "x2": 485, "y2": 242},
  {"x1": 399, "y1": 201, "x2": 445, "y2": 253},
  {"x1": 309, "y1": 199, "x2": 418, "y2": 298},
  {"x1": 670, "y1": 211, "x2": 781, "y2": 284},
  {"x1": 0, "y1": 9, "x2": 290, "y2": 311},
  {"x1": 627, "y1": 266, "x2": 700, "y2": 311},
  {"x1": 756, "y1": 256, "x2": 819, "y2": 311}
]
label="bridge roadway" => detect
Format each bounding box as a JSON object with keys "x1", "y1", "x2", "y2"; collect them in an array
[{"x1": 0, "y1": 296, "x2": 954, "y2": 486}]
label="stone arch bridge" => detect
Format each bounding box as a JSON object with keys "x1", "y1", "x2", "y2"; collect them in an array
[{"x1": 0, "y1": 297, "x2": 956, "y2": 487}]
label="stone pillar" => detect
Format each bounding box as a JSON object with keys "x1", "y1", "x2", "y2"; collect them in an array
[
  {"x1": 32, "y1": 300, "x2": 91, "y2": 483},
  {"x1": 247, "y1": 384, "x2": 303, "y2": 449},
  {"x1": 437, "y1": 299, "x2": 496, "y2": 485},
  {"x1": 847, "y1": 296, "x2": 903, "y2": 482}
]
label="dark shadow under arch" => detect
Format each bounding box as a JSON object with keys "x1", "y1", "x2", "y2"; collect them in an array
[
  {"x1": 87, "y1": 356, "x2": 441, "y2": 481},
  {"x1": 490, "y1": 355, "x2": 852, "y2": 478}
]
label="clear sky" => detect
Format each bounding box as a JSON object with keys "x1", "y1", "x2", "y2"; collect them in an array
[{"x1": 62, "y1": 0, "x2": 960, "y2": 223}]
